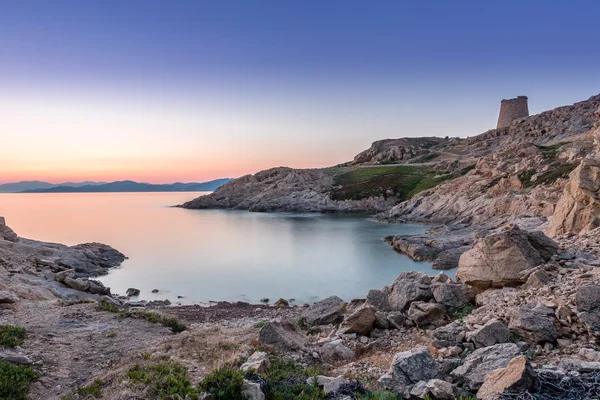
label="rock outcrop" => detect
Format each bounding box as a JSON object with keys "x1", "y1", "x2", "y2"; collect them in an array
[
  {"x1": 476, "y1": 356, "x2": 536, "y2": 400},
  {"x1": 0, "y1": 217, "x2": 18, "y2": 242},
  {"x1": 457, "y1": 225, "x2": 558, "y2": 289}
]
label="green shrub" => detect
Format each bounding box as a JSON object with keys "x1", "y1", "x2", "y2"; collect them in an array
[
  {"x1": 98, "y1": 302, "x2": 187, "y2": 333},
  {"x1": 254, "y1": 321, "x2": 265, "y2": 329},
  {"x1": 128, "y1": 362, "x2": 199, "y2": 400},
  {"x1": 449, "y1": 304, "x2": 475, "y2": 320},
  {"x1": 262, "y1": 357, "x2": 326, "y2": 400},
  {"x1": 199, "y1": 368, "x2": 246, "y2": 400},
  {"x1": 76, "y1": 378, "x2": 103, "y2": 398},
  {"x1": 0, "y1": 361, "x2": 37, "y2": 400},
  {"x1": 0, "y1": 325, "x2": 26, "y2": 347},
  {"x1": 358, "y1": 390, "x2": 400, "y2": 399}
]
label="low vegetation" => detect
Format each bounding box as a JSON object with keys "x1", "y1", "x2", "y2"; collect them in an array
[
  {"x1": 329, "y1": 164, "x2": 473, "y2": 202},
  {"x1": 128, "y1": 362, "x2": 199, "y2": 400},
  {"x1": 0, "y1": 361, "x2": 37, "y2": 400},
  {"x1": 99, "y1": 302, "x2": 187, "y2": 333},
  {"x1": 76, "y1": 378, "x2": 103, "y2": 398},
  {"x1": 199, "y1": 368, "x2": 246, "y2": 400},
  {"x1": 519, "y1": 163, "x2": 578, "y2": 188},
  {"x1": 449, "y1": 304, "x2": 476, "y2": 320},
  {"x1": 0, "y1": 324, "x2": 26, "y2": 348}
]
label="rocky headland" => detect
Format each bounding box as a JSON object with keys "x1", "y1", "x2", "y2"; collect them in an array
[{"x1": 3, "y1": 93, "x2": 600, "y2": 399}]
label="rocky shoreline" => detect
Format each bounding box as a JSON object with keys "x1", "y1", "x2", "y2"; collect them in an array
[{"x1": 2, "y1": 93, "x2": 600, "y2": 399}]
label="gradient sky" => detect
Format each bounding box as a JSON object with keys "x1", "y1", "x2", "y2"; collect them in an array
[{"x1": 1, "y1": 0, "x2": 599, "y2": 183}]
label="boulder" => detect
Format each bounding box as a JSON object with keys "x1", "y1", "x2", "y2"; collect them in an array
[
  {"x1": 457, "y1": 225, "x2": 558, "y2": 289},
  {"x1": 241, "y1": 379, "x2": 265, "y2": 400},
  {"x1": 432, "y1": 321, "x2": 467, "y2": 348},
  {"x1": 0, "y1": 291, "x2": 18, "y2": 304},
  {"x1": 386, "y1": 312, "x2": 408, "y2": 330},
  {"x1": 273, "y1": 298, "x2": 289, "y2": 307},
  {"x1": 0, "y1": 217, "x2": 18, "y2": 242},
  {"x1": 407, "y1": 302, "x2": 446, "y2": 327},
  {"x1": 339, "y1": 305, "x2": 377, "y2": 336},
  {"x1": 466, "y1": 319, "x2": 511, "y2": 349},
  {"x1": 431, "y1": 272, "x2": 450, "y2": 284},
  {"x1": 476, "y1": 356, "x2": 536, "y2": 400},
  {"x1": 321, "y1": 339, "x2": 355, "y2": 363},
  {"x1": 425, "y1": 379, "x2": 455, "y2": 400},
  {"x1": 63, "y1": 277, "x2": 91, "y2": 292},
  {"x1": 307, "y1": 375, "x2": 349, "y2": 394},
  {"x1": 547, "y1": 156, "x2": 600, "y2": 237},
  {"x1": 508, "y1": 304, "x2": 557, "y2": 344},
  {"x1": 54, "y1": 269, "x2": 76, "y2": 282},
  {"x1": 381, "y1": 347, "x2": 439, "y2": 393},
  {"x1": 388, "y1": 272, "x2": 432, "y2": 311},
  {"x1": 301, "y1": 296, "x2": 347, "y2": 326},
  {"x1": 432, "y1": 282, "x2": 474, "y2": 309},
  {"x1": 451, "y1": 343, "x2": 521, "y2": 390},
  {"x1": 366, "y1": 289, "x2": 391, "y2": 311},
  {"x1": 0, "y1": 352, "x2": 33, "y2": 365},
  {"x1": 240, "y1": 351, "x2": 270, "y2": 373},
  {"x1": 576, "y1": 284, "x2": 600, "y2": 332},
  {"x1": 432, "y1": 246, "x2": 471, "y2": 270},
  {"x1": 258, "y1": 319, "x2": 308, "y2": 350},
  {"x1": 523, "y1": 269, "x2": 552, "y2": 289},
  {"x1": 126, "y1": 288, "x2": 141, "y2": 297}
]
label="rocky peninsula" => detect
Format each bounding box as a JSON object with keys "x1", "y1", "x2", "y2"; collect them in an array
[{"x1": 2, "y1": 93, "x2": 600, "y2": 399}]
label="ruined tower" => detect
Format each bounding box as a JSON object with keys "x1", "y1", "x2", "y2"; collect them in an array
[{"x1": 497, "y1": 96, "x2": 529, "y2": 129}]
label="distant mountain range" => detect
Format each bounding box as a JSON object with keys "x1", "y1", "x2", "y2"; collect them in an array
[{"x1": 0, "y1": 179, "x2": 232, "y2": 193}]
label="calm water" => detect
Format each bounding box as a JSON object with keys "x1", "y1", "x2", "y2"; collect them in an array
[{"x1": 0, "y1": 193, "x2": 434, "y2": 304}]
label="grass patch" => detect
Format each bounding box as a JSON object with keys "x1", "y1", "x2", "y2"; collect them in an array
[
  {"x1": 539, "y1": 142, "x2": 566, "y2": 161},
  {"x1": 0, "y1": 325, "x2": 26, "y2": 348},
  {"x1": 449, "y1": 304, "x2": 475, "y2": 320},
  {"x1": 199, "y1": 368, "x2": 246, "y2": 400},
  {"x1": 254, "y1": 321, "x2": 265, "y2": 329},
  {"x1": 98, "y1": 302, "x2": 187, "y2": 333},
  {"x1": 0, "y1": 361, "x2": 37, "y2": 400},
  {"x1": 76, "y1": 378, "x2": 103, "y2": 398},
  {"x1": 329, "y1": 165, "x2": 471, "y2": 202},
  {"x1": 357, "y1": 391, "x2": 401, "y2": 400},
  {"x1": 519, "y1": 163, "x2": 578, "y2": 188},
  {"x1": 128, "y1": 362, "x2": 199, "y2": 400},
  {"x1": 260, "y1": 356, "x2": 327, "y2": 400}
]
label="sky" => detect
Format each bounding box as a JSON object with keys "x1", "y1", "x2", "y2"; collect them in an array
[{"x1": 1, "y1": 0, "x2": 599, "y2": 184}]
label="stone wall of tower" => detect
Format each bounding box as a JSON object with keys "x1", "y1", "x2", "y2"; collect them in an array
[{"x1": 497, "y1": 96, "x2": 529, "y2": 129}]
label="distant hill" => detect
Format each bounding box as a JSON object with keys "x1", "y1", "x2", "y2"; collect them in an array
[
  {"x1": 0, "y1": 181, "x2": 105, "y2": 193},
  {"x1": 4, "y1": 179, "x2": 231, "y2": 193}
]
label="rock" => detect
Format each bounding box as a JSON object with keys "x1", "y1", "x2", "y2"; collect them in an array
[
  {"x1": 579, "y1": 348, "x2": 600, "y2": 362},
  {"x1": 88, "y1": 280, "x2": 110, "y2": 296},
  {"x1": 431, "y1": 272, "x2": 450, "y2": 284},
  {"x1": 476, "y1": 356, "x2": 536, "y2": 400},
  {"x1": 366, "y1": 289, "x2": 391, "y2": 311},
  {"x1": 0, "y1": 352, "x2": 33, "y2": 365},
  {"x1": 409, "y1": 380, "x2": 430, "y2": 399},
  {"x1": 432, "y1": 321, "x2": 467, "y2": 348},
  {"x1": 321, "y1": 339, "x2": 355, "y2": 363},
  {"x1": 258, "y1": 319, "x2": 307, "y2": 350},
  {"x1": 407, "y1": 301, "x2": 446, "y2": 327},
  {"x1": 431, "y1": 282, "x2": 474, "y2": 308},
  {"x1": 426, "y1": 379, "x2": 455, "y2": 400},
  {"x1": 260, "y1": 298, "x2": 269, "y2": 303},
  {"x1": 576, "y1": 284, "x2": 600, "y2": 332},
  {"x1": 241, "y1": 379, "x2": 265, "y2": 400},
  {"x1": 0, "y1": 291, "x2": 18, "y2": 304},
  {"x1": 126, "y1": 288, "x2": 140, "y2": 297},
  {"x1": 63, "y1": 277, "x2": 91, "y2": 292},
  {"x1": 339, "y1": 305, "x2": 377, "y2": 336},
  {"x1": 508, "y1": 304, "x2": 557, "y2": 344},
  {"x1": 307, "y1": 375, "x2": 349, "y2": 394},
  {"x1": 523, "y1": 269, "x2": 552, "y2": 288},
  {"x1": 301, "y1": 296, "x2": 347, "y2": 326},
  {"x1": 374, "y1": 311, "x2": 390, "y2": 329},
  {"x1": 385, "y1": 347, "x2": 440, "y2": 391},
  {"x1": 54, "y1": 269, "x2": 75, "y2": 282},
  {"x1": 451, "y1": 343, "x2": 521, "y2": 390},
  {"x1": 0, "y1": 217, "x2": 18, "y2": 242},
  {"x1": 100, "y1": 295, "x2": 122, "y2": 308},
  {"x1": 386, "y1": 312, "x2": 408, "y2": 330},
  {"x1": 151, "y1": 289, "x2": 159, "y2": 293},
  {"x1": 240, "y1": 351, "x2": 270, "y2": 374},
  {"x1": 387, "y1": 272, "x2": 432, "y2": 311},
  {"x1": 432, "y1": 246, "x2": 470, "y2": 270},
  {"x1": 547, "y1": 156, "x2": 600, "y2": 237},
  {"x1": 273, "y1": 298, "x2": 289, "y2": 307},
  {"x1": 466, "y1": 319, "x2": 511, "y2": 348},
  {"x1": 457, "y1": 225, "x2": 558, "y2": 289}
]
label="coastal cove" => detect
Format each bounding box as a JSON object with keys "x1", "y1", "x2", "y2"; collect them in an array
[{"x1": 0, "y1": 192, "x2": 436, "y2": 305}]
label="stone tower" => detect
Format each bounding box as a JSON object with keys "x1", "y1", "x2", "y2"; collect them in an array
[{"x1": 497, "y1": 96, "x2": 529, "y2": 129}]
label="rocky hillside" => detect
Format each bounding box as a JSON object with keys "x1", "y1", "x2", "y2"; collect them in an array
[{"x1": 182, "y1": 94, "x2": 600, "y2": 222}]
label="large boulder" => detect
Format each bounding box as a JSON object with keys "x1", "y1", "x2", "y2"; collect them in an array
[
  {"x1": 547, "y1": 156, "x2": 600, "y2": 237},
  {"x1": 432, "y1": 321, "x2": 468, "y2": 348},
  {"x1": 387, "y1": 271, "x2": 433, "y2": 311},
  {"x1": 321, "y1": 340, "x2": 356, "y2": 364},
  {"x1": 432, "y1": 282, "x2": 474, "y2": 309},
  {"x1": 576, "y1": 284, "x2": 600, "y2": 333},
  {"x1": 476, "y1": 356, "x2": 536, "y2": 400},
  {"x1": 258, "y1": 319, "x2": 308, "y2": 350},
  {"x1": 451, "y1": 343, "x2": 521, "y2": 390},
  {"x1": 240, "y1": 351, "x2": 270, "y2": 373},
  {"x1": 378, "y1": 347, "x2": 439, "y2": 393},
  {"x1": 338, "y1": 305, "x2": 377, "y2": 336},
  {"x1": 0, "y1": 217, "x2": 18, "y2": 242},
  {"x1": 457, "y1": 225, "x2": 558, "y2": 289},
  {"x1": 508, "y1": 304, "x2": 557, "y2": 344},
  {"x1": 301, "y1": 296, "x2": 347, "y2": 326},
  {"x1": 407, "y1": 302, "x2": 447, "y2": 327},
  {"x1": 466, "y1": 319, "x2": 510, "y2": 349}
]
